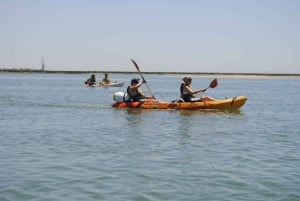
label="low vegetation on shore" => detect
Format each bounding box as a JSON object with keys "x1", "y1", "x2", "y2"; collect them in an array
[{"x1": 0, "y1": 68, "x2": 299, "y2": 77}]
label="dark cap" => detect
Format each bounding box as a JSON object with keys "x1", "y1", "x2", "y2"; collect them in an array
[{"x1": 131, "y1": 78, "x2": 140, "y2": 84}]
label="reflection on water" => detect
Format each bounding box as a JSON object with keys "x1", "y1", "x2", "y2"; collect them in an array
[
  {"x1": 125, "y1": 108, "x2": 143, "y2": 115},
  {"x1": 122, "y1": 107, "x2": 244, "y2": 116},
  {"x1": 179, "y1": 109, "x2": 244, "y2": 116}
]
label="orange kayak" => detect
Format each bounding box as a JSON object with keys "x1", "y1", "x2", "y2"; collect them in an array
[{"x1": 112, "y1": 96, "x2": 247, "y2": 110}]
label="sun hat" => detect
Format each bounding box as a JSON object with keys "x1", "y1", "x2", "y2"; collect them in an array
[{"x1": 182, "y1": 76, "x2": 192, "y2": 83}]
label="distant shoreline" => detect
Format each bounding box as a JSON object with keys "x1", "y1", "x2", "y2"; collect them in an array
[{"x1": 1, "y1": 69, "x2": 300, "y2": 78}]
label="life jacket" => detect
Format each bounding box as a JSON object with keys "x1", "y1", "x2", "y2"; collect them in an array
[
  {"x1": 102, "y1": 78, "x2": 110, "y2": 84},
  {"x1": 180, "y1": 83, "x2": 194, "y2": 102},
  {"x1": 86, "y1": 78, "x2": 96, "y2": 85},
  {"x1": 127, "y1": 86, "x2": 145, "y2": 101}
]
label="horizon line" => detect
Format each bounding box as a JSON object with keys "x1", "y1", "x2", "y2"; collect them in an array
[{"x1": 1, "y1": 68, "x2": 300, "y2": 77}]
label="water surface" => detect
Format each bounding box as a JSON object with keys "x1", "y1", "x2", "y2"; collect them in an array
[{"x1": 0, "y1": 73, "x2": 299, "y2": 201}]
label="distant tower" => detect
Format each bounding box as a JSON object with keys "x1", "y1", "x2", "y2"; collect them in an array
[{"x1": 41, "y1": 55, "x2": 45, "y2": 71}]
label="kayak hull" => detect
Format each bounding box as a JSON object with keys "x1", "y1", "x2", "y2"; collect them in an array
[
  {"x1": 100, "y1": 82, "x2": 125, "y2": 87},
  {"x1": 85, "y1": 82, "x2": 125, "y2": 87},
  {"x1": 112, "y1": 96, "x2": 247, "y2": 110}
]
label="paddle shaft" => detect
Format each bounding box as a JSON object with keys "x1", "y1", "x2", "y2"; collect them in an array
[{"x1": 130, "y1": 59, "x2": 156, "y2": 99}]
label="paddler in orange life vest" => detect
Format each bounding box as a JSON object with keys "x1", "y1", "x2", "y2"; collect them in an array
[{"x1": 127, "y1": 78, "x2": 146, "y2": 101}]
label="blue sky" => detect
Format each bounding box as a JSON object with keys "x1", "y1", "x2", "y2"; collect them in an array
[{"x1": 1, "y1": 0, "x2": 299, "y2": 73}]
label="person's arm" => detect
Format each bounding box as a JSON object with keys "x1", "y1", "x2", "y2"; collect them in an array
[
  {"x1": 195, "y1": 88, "x2": 207, "y2": 93},
  {"x1": 185, "y1": 85, "x2": 206, "y2": 95},
  {"x1": 131, "y1": 81, "x2": 144, "y2": 89}
]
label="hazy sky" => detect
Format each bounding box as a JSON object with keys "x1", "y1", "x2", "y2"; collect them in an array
[{"x1": 1, "y1": 0, "x2": 299, "y2": 73}]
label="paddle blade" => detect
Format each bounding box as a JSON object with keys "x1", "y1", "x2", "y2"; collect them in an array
[
  {"x1": 210, "y1": 78, "x2": 218, "y2": 88},
  {"x1": 130, "y1": 59, "x2": 140, "y2": 72}
]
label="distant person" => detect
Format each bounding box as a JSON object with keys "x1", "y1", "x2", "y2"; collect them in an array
[
  {"x1": 127, "y1": 78, "x2": 146, "y2": 101},
  {"x1": 85, "y1": 74, "x2": 96, "y2": 86},
  {"x1": 100, "y1": 73, "x2": 111, "y2": 85},
  {"x1": 180, "y1": 76, "x2": 214, "y2": 102}
]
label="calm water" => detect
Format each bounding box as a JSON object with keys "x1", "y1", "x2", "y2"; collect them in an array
[{"x1": 0, "y1": 73, "x2": 299, "y2": 201}]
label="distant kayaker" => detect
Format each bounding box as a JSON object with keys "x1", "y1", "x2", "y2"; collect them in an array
[
  {"x1": 127, "y1": 78, "x2": 146, "y2": 101},
  {"x1": 100, "y1": 73, "x2": 111, "y2": 85},
  {"x1": 85, "y1": 74, "x2": 96, "y2": 86},
  {"x1": 180, "y1": 76, "x2": 214, "y2": 102}
]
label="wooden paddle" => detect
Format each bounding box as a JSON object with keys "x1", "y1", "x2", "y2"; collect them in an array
[
  {"x1": 204, "y1": 78, "x2": 218, "y2": 91},
  {"x1": 130, "y1": 59, "x2": 156, "y2": 99}
]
